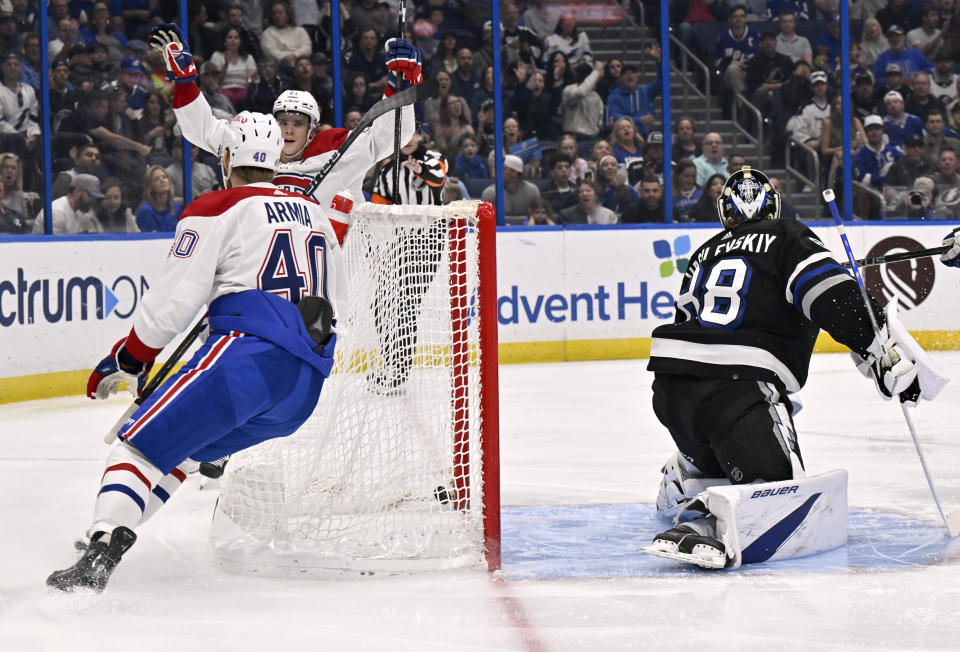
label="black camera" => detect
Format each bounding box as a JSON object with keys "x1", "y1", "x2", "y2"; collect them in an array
[{"x1": 908, "y1": 190, "x2": 924, "y2": 206}]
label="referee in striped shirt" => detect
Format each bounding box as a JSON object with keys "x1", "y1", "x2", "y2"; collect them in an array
[{"x1": 368, "y1": 124, "x2": 449, "y2": 394}]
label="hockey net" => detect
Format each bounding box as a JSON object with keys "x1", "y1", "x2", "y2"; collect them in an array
[{"x1": 209, "y1": 200, "x2": 500, "y2": 574}]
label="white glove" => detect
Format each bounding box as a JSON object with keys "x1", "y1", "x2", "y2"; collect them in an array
[
  {"x1": 941, "y1": 227, "x2": 960, "y2": 267},
  {"x1": 851, "y1": 302, "x2": 920, "y2": 403}
]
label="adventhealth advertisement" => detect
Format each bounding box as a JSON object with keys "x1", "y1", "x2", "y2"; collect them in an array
[{"x1": 1, "y1": 223, "x2": 958, "y2": 397}]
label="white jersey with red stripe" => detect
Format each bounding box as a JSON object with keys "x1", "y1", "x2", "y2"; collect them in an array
[
  {"x1": 124, "y1": 182, "x2": 348, "y2": 361},
  {"x1": 171, "y1": 82, "x2": 415, "y2": 206}
]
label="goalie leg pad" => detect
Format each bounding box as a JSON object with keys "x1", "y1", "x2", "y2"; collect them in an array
[{"x1": 704, "y1": 469, "x2": 848, "y2": 569}]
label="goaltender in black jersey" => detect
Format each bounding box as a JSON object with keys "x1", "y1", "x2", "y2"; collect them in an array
[
  {"x1": 644, "y1": 167, "x2": 929, "y2": 571},
  {"x1": 648, "y1": 189, "x2": 875, "y2": 394}
]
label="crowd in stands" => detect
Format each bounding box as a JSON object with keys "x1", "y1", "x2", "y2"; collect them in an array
[
  {"x1": 677, "y1": 0, "x2": 960, "y2": 219},
  {"x1": 3, "y1": 0, "x2": 960, "y2": 234}
]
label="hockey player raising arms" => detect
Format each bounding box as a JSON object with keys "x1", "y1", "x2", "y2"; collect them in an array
[
  {"x1": 47, "y1": 113, "x2": 345, "y2": 592},
  {"x1": 644, "y1": 167, "x2": 938, "y2": 570},
  {"x1": 148, "y1": 23, "x2": 421, "y2": 205}
]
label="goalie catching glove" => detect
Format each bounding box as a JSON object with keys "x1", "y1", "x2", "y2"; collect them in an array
[
  {"x1": 86, "y1": 338, "x2": 155, "y2": 400},
  {"x1": 942, "y1": 227, "x2": 960, "y2": 268},
  {"x1": 384, "y1": 37, "x2": 422, "y2": 96},
  {"x1": 148, "y1": 22, "x2": 197, "y2": 84},
  {"x1": 851, "y1": 301, "x2": 949, "y2": 406}
]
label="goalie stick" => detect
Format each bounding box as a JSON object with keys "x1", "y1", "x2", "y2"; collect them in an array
[
  {"x1": 843, "y1": 245, "x2": 950, "y2": 269},
  {"x1": 391, "y1": 0, "x2": 407, "y2": 205},
  {"x1": 302, "y1": 76, "x2": 439, "y2": 199},
  {"x1": 823, "y1": 189, "x2": 960, "y2": 538},
  {"x1": 102, "y1": 317, "x2": 206, "y2": 444}
]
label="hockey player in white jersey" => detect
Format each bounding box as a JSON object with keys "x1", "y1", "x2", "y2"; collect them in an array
[
  {"x1": 148, "y1": 23, "x2": 420, "y2": 206},
  {"x1": 47, "y1": 112, "x2": 347, "y2": 592}
]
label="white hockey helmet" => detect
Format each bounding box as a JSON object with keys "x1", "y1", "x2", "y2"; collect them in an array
[
  {"x1": 219, "y1": 111, "x2": 283, "y2": 181},
  {"x1": 273, "y1": 89, "x2": 320, "y2": 130}
]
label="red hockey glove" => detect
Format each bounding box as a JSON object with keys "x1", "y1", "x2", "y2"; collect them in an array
[
  {"x1": 87, "y1": 338, "x2": 155, "y2": 400},
  {"x1": 149, "y1": 23, "x2": 197, "y2": 84},
  {"x1": 384, "y1": 37, "x2": 422, "y2": 96}
]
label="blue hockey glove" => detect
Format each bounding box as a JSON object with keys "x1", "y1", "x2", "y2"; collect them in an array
[
  {"x1": 384, "y1": 37, "x2": 422, "y2": 96},
  {"x1": 941, "y1": 227, "x2": 960, "y2": 268},
  {"x1": 149, "y1": 23, "x2": 197, "y2": 84},
  {"x1": 87, "y1": 338, "x2": 155, "y2": 400}
]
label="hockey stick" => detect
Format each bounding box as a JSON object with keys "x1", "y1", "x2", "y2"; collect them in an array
[
  {"x1": 302, "y1": 76, "x2": 439, "y2": 199},
  {"x1": 842, "y1": 245, "x2": 950, "y2": 269},
  {"x1": 391, "y1": 0, "x2": 407, "y2": 205},
  {"x1": 102, "y1": 317, "x2": 206, "y2": 444},
  {"x1": 823, "y1": 189, "x2": 960, "y2": 537}
]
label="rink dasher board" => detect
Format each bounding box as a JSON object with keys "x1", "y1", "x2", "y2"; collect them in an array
[{"x1": 1, "y1": 224, "x2": 958, "y2": 401}]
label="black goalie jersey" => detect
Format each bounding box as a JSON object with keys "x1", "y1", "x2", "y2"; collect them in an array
[{"x1": 648, "y1": 218, "x2": 878, "y2": 393}]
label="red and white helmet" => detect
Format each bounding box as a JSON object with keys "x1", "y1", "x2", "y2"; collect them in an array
[
  {"x1": 219, "y1": 111, "x2": 283, "y2": 180},
  {"x1": 273, "y1": 90, "x2": 320, "y2": 130}
]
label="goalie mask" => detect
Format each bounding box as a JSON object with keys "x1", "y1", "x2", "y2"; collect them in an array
[
  {"x1": 716, "y1": 167, "x2": 781, "y2": 229},
  {"x1": 219, "y1": 112, "x2": 283, "y2": 182}
]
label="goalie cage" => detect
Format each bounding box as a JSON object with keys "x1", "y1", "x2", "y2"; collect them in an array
[{"x1": 210, "y1": 200, "x2": 501, "y2": 575}]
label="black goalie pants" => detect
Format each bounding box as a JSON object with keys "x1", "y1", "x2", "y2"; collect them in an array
[{"x1": 651, "y1": 374, "x2": 803, "y2": 484}]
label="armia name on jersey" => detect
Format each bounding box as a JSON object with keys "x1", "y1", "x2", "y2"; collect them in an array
[
  {"x1": 751, "y1": 485, "x2": 798, "y2": 499},
  {"x1": 265, "y1": 201, "x2": 313, "y2": 228},
  {"x1": 698, "y1": 233, "x2": 778, "y2": 262}
]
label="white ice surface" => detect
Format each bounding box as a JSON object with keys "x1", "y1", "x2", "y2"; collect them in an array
[{"x1": 3, "y1": 353, "x2": 960, "y2": 651}]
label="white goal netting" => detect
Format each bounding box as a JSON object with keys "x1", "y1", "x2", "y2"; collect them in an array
[{"x1": 209, "y1": 200, "x2": 499, "y2": 574}]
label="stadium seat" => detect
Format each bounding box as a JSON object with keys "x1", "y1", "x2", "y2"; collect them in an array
[{"x1": 463, "y1": 177, "x2": 493, "y2": 199}]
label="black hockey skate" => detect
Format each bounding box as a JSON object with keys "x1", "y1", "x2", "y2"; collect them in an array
[
  {"x1": 47, "y1": 526, "x2": 137, "y2": 592},
  {"x1": 642, "y1": 524, "x2": 729, "y2": 569},
  {"x1": 199, "y1": 456, "x2": 230, "y2": 479}
]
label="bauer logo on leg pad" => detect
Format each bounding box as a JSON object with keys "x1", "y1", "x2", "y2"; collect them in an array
[
  {"x1": 705, "y1": 469, "x2": 848, "y2": 569},
  {"x1": 750, "y1": 485, "x2": 799, "y2": 498}
]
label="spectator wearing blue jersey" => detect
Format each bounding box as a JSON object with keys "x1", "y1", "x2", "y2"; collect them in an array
[
  {"x1": 452, "y1": 136, "x2": 487, "y2": 179},
  {"x1": 882, "y1": 90, "x2": 924, "y2": 148},
  {"x1": 596, "y1": 155, "x2": 638, "y2": 214},
  {"x1": 854, "y1": 114, "x2": 904, "y2": 188},
  {"x1": 715, "y1": 5, "x2": 759, "y2": 113},
  {"x1": 672, "y1": 159, "x2": 703, "y2": 222},
  {"x1": 605, "y1": 44, "x2": 662, "y2": 138},
  {"x1": 873, "y1": 25, "x2": 933, "y2": 85},
  {"x1": 766, "y1": 0, "x2": 812, "y2": 20},
  {"x1": 136, "y1": 165, "x2": 182, "y2": 232},
  {"x1": 814, "y1": 16, "x2": 842, "y2": 68}
]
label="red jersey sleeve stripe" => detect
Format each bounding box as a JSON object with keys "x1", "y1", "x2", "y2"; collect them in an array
[
  {"x1": 125, "y1": 327, "x2": 164, "y2": 363},
  {"x1": 173, "y1": 82, "x2": 201, "y2": 109}
]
